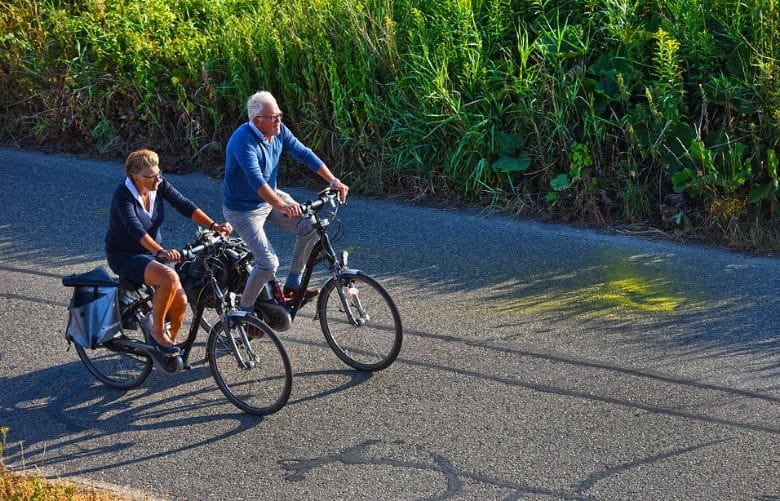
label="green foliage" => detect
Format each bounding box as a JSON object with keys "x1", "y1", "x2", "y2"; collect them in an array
[
  {"x1": 671, "y1": 137, "x2": 753, "y2": 195},
  {"x1": 750, "y1": 149, "x2": 779, "y2": 203},
  {"x1": 0, "y1": 0, "x2": 778, "y2": 250},
  {"x1": 546, "y1": 142, "x2": 593, "y2": 205}
]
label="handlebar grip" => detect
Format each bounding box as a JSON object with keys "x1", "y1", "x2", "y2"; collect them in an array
[
  {"x1": 181, "y1": 233, "x2": 221, "y2": 259},
  {"x1": 181, "y1": 245, "x2": 203, "y2": 259}
]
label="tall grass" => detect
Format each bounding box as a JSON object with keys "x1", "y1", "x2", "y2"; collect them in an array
[{"x1": 1, "y1": 0, "x2": 778, "y2": 250}]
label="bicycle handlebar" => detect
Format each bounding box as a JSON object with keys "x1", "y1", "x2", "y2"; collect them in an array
[
  {"x1": 299, "y1": 188, "x2": 341, "y2": 215},
  {"x1": 178, "y1": 188, "x2": 340, "y2": 260},
  {"x1": 181, "y1": 232, "x2": 222, "y2": 260}
]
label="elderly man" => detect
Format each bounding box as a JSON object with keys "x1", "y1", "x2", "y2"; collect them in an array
[{"x1": 223, "y1": 91, "x2": 349, "y2": 312}]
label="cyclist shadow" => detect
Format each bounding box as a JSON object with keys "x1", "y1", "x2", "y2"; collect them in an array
[
  {"x1": 1, "y1": 358, "x2": 371, "y2": 475},
  {"x1": 287, "y1": 369, "x2": 373, "y2": 407},
  {"x1": 183, "y1": 339, "x2": 375, "y2": 408}
]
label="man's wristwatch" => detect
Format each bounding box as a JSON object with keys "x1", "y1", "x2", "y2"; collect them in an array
[{"x1": 329, "y1": 177, "x2": 340, "y2": 187}]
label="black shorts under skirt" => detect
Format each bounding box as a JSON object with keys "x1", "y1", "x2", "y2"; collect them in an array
[{"x1": 106, "y1": 252, "x2": 155, "y2": 285}]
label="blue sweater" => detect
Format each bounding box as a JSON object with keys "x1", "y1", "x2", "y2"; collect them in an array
[
  {"x1": 105, "y1": 178, "x2": 198, "y2": 257},
  {"x1": 223, "y1": 122, "x2": 323, "y2": 211}
]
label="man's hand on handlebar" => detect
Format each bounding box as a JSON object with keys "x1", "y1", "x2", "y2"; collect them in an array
[
  {"x1": 331, "y1": 179, "x2": 349, "y2": 203},
  {"x1": 211, "y1": 222, "x2": 233, "y2": 236},
  {"x1": 279, "y1": 202, "x2": 303, "y2": 219}
]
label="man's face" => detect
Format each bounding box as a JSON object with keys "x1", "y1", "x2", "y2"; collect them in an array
[{"x1": 252, "y1": 102, "x2": 283, "y2": 139}]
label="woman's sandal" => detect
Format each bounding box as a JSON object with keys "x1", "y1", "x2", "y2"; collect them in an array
[{"x1": 148, "y1": 333, "x2": 181, "y2": 357}]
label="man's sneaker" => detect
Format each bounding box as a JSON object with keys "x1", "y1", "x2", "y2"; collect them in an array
[{"x1": 283, "y1": 285, "x2": 319, "y2": 300}]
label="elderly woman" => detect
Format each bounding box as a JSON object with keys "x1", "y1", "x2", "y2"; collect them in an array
[{"x1": 105, "y1": 149, "x2": 232, "y2": 356}]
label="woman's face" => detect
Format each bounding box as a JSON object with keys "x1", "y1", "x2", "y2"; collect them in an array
[{"x1": 134, "y1": 166, "x2": 163, "y2": 192}]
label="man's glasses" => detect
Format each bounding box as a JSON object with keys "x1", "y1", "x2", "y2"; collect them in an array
[
  {"x1": 140, "y1": 174, "x2": 163, "y2": 182},
  {"x1": 257, "y1": 113, "x2": 283, "y2": 122}
]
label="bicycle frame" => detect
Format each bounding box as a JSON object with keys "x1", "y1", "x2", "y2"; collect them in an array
[
  {"x1": 106, "y1": 238, "x2": 259, "y2": 373},
  {"x1": 256, "y1": 190, "x2": 362, "y2": 325},
  {"x1": 180, "y1": 236, "x2": 263, "y2": 368}
]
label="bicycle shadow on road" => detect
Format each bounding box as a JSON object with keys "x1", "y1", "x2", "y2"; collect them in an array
[{"x1": 0, "y1": 358, "x2": 372, "y2": 478}]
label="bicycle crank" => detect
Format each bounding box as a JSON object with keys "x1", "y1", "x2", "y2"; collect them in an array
[{"x1": 111, "y1": 338, "x2": 184, "y2": 375}]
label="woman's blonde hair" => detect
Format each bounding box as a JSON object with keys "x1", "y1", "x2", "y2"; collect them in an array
[{"x1": 125, "y1": 149, "x2": 159, "y2": 176}]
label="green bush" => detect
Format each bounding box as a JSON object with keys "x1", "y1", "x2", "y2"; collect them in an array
[{"x1": 1, "y1": 0, "x2": 777, "y2": 251}]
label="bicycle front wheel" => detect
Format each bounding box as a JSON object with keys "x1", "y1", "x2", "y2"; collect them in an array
[
  {"x1": 206, "y1": 315, "x2": 292, "y2": 415},
  {"x1": 318, "y1": 272, "x2": 403, "y2": 371},
  {"x1": 75, "y1": 334, "x2": 153, "y2": 390}
]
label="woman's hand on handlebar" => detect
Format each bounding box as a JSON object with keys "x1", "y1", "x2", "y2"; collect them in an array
[{"x1": 156, "y1": 248, "x2": 182, "y2": 263}]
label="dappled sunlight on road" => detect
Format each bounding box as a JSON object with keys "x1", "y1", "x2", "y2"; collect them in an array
[
  {"x1": 491, "y1": 275, "x2": 685, "y2": 319},
  {"x1": 382, "y1": 247, "x2": 777, "y2": 363},
  {"x1": 456, "y1": 249, "x2": 696, "y2": 320},
  {"x1": 382, "y1": 260, "x2": 693, "y2": 326}
]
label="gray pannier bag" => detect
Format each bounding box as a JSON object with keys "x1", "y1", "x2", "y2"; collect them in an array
[{"x1": 64, "y1": 269, "x2": 123, "y2": 349}]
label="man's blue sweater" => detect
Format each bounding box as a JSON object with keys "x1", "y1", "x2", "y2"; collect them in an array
[{"x1": 223, "y1": 122, "x2": 323, "y2": 211}]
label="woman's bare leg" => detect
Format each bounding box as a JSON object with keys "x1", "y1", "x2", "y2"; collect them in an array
[
  {"x1": 166, "y1": 288, "x2": 188, "y2": 342},
  {"x1": 144, "y1": 261, "x2": 181, "y2": 347}
]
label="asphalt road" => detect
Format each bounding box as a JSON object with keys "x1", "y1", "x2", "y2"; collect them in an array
[{"x1": 0, "y1": 148, "x2": 778, "y2": 500}]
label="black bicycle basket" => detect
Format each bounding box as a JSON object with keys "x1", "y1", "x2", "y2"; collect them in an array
[
  {"x1": 177, "y1": 238, "x2": 248, "y2": 308},
  {"x1": 177, "y1": 257, "x2": 208, "y2": 306}
]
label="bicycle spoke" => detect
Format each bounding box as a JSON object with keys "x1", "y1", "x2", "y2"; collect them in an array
[
  {"x1": 207, "y1": 316, "x2": 292, "y2": 415},
  {"x1": 319, "y1": 273, "x2": 402, "y2": 371},
  {"x1": 75, "y1": 334, "x2": 152, "y2": 390}
]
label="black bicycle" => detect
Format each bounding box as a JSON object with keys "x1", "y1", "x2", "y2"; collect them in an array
[
  {"x1": 197, "y1": 189, "x2": 404, "y2": 371},
  {"x1": 62, "y1": 233, "x2": 293, "y2": 416}
]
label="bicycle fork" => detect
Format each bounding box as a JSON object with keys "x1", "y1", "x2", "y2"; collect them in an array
[
  {"x1": 332, "y1": 270, "x2": 369, "y2": 327},
  {"x1": 224, "y1": 311, "x2": 260, "y2": 370},
  {"x1": 204, "y1": 271, "x2": 261, "y2": 370}
]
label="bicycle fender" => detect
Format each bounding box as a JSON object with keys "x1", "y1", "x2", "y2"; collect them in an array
[
  {"x1": 226, "y1": 310, "x2": 252, "y2": 319},
  {"x1": 223, "y1": 310, "x2": 279, "y2": 331},
  {"x1": 204, "y1": 310, "x2": 250, "y2": 338},
  {"x1": 338, "y1": 268, "x2": 361, "y2": 277},
  {"x1": 315, "y1": 268, "x2": 362, "y2": 315}
]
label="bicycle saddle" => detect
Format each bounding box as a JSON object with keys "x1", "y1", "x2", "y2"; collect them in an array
[
  {"x1": 62, "y1": 266, "x2": 120, "y2": 287},
  {"x1": 119, "y1": 276, "x2": 144, "y2": 291}
]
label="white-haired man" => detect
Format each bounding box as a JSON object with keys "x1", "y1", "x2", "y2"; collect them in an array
[{"x1": 223, "y1": 91, "x2": 349, "y2": 312}]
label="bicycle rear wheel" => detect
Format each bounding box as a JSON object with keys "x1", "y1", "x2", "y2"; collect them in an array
[
  {"x1": 74, "y1": 333, "x2": 153, "y2": 390},
  {"x1": 207, "y1": 315, "x2": 292, "y2": 415},
  {"x1": 318, "y1": 272, "x2": 403, "y2": 371}
]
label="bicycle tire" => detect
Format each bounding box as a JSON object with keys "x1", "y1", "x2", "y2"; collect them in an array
[
  {"x1": 74, "y1": 334, "x2": 153, "y2": 390},
  {"x1": 206, "y1": 315, "x2": 292, "y2": 415},
  {"x1": 318, "y1": 272, "x2": 403, "y2": 371}
]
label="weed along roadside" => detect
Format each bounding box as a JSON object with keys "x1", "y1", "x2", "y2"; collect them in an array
[
  {"x1": 0, "y1": 426, "x2": 135, "y2": 500},
  {"x1": 1, "y1": 1, "x2": 777, "y2": 253}
]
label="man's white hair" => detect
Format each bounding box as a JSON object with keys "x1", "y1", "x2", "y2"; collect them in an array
[{"x1": 247, "y1": 91, "x2": 277, "y2": 119}]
